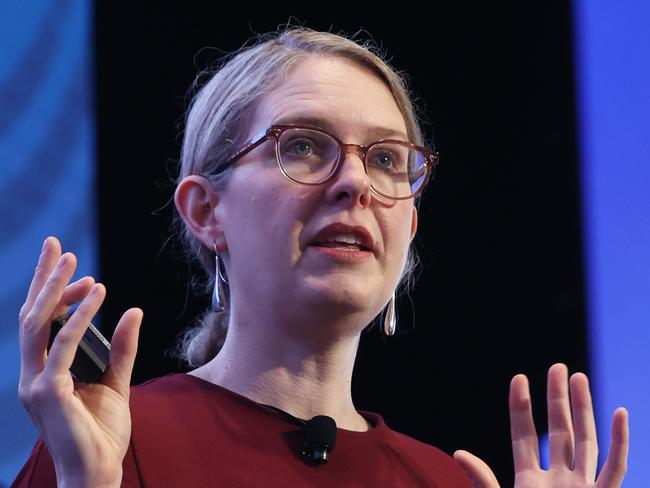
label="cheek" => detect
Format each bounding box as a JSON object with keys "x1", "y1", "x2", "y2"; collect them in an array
[
  {"x1": 381, "y1": 208, "x2": 415, "y2": 268},
  {"x1": 235, "y1": 185, "x2": 313, "y2": 266}
]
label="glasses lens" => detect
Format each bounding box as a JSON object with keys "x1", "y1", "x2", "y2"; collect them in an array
[
  {"x1": 277, "y1": 128, "x2": 339, "y2": 183},
  {"x1": 366, "y1": 143, "x2": 428, "y2": 198}
]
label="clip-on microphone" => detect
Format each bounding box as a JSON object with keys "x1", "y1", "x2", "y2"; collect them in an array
[{"x1": 301, "y1": 415, "x2": 337, "y2": 464}]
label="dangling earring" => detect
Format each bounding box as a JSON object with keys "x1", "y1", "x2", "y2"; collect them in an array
[
  {"x1": 212, "y1": 242, "x2": 228, "y2": 313},
  {"x1": 383, "y1": 292, "x2": 397, "y2": 336}
]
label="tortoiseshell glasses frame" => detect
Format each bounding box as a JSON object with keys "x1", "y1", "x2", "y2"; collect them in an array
[{"x1": 215, "y1": 124, "x2": 438, "y2": 200}]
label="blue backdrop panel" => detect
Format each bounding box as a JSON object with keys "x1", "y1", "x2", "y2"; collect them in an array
[
  {"x1": 574, "y1": 2, "x2": 650, "y2": 486},
  {"x1": 0, "y1": 0, "x2": 96, "y2": 484}
]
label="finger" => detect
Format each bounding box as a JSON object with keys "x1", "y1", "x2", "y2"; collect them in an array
[
  {"x1": 102, "y1": 308, "x2": 143, "y2": 397},
  {"x1": 19, "y1": 253, "x2": 78, "y2": 378},
  {"x1": 453, "y1": 450, "x2": 500, "y2": 488},
  {"x1": 509, "y1": 374, "x2": 540, "y2": 472},
  {"x1": 547, "y1": 363, "x2": 574, "y2": 468},
  {"x1": 569, "y1": 372, "x2": 598, "y2": 480},
  {"x1": 44, "y1": 283, "x2": 106, "y2": 377},
  {"x1": 595, "y1": 408, "x2": 629, "y2": 488},
  {"x1": 19, "y1": 237, "x2": 61, "y2": 324},
  {"x1": 51, "y1": 276, "x2": 96, "y2": 319},
  {"x1": 21, "y1": 276, "x2": 95, "y2": 377}
]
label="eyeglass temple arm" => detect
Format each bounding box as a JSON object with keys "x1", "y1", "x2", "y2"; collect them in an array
[{"x1": 222, "y1": 128, "x2": 273, "y2": 168}]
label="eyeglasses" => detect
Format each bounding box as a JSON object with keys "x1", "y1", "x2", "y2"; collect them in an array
[{"x1": 218, "y1": 124, "x2": 438, "y2": 200}]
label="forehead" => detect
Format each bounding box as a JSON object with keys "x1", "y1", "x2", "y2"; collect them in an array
[{"x1": 249, "y1": 56, "x2": 409, "y2": 142}]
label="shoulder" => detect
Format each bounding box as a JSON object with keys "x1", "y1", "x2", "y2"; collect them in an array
[
  {"x1": 127, "y1": 373, "x2": 230, "y2": 476},
  {"x1": 129, "y1": 373, "x2": 225, "y2": 423},
  {"x1": 131, "y1": 372, "x2": 202, "y2": 396},
  {"x1": 363, "y1": 411, "x2": 471, "y2": 488},
  {"x1": 129, "y1": 372, "x2": 267, "y2": 440},
  {"x1": 130, "y1": 373, "x2": 223, "y2": 406},
  {"x1": 129, "y1": 374, "x2": 210, "y2": 431},
  {"x1": 388, "y1": 424, "x2": 457, "y2": 465}
]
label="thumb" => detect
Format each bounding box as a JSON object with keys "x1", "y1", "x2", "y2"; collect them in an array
[
  {"x1": 102, "y1": 307, "x2": 143, "y2": 396},
  {"x1": 453, "y1": 450, "x2": 501, "y2": 488}
]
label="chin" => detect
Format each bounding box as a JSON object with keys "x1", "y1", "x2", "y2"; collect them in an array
[{"x1": 299, "y1": 277, "x2": 384, "y2": 319}]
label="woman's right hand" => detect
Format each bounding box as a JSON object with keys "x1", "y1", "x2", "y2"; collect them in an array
[{"x1": 18, "y1": 236, "x2": 143, "y2": 488}]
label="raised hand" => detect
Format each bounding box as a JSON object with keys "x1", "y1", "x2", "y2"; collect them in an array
[
  {"x1": 453, "y1": 363, "x2": 629, "y2": 488},
  {"x1": 18, "y1": 237, "x2": 143, "y2": 488}
]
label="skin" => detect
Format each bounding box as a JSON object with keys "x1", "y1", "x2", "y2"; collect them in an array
[
  {"x1": 176, "y1": 56, "x2": 418, "y2": 430},
  {"x1": 17, "y1": 55, "x2": 628, "y2": 487},
  {"x1": 453, "y1": 365, "x2": 629, "y2": 487},
  {"x1": 18, "y1": 238, "x2": 142, "y2": 488}
]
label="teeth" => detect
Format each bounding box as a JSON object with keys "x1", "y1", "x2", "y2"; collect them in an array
[{"x1": 323, "y1": 234, "x2": 362, "y2": 245}]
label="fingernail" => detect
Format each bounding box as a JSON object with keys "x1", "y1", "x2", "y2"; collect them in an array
[
  {"x1": 59, "y1": 254, "x2": 69, "y2": 266},
  {"x1": 41, "y1": 237, "x2": 49, "y2": 253}
]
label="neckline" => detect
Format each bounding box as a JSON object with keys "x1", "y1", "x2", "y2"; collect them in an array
[{"x1": 178, "y1": 372, "x2": 382, "y2": 435}]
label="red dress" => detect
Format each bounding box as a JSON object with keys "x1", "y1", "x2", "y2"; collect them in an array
[{"x1": 12, "y1": 374, "x2": 470, "y2": 487}]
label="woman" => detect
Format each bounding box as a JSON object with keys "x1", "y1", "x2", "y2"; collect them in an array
[{"x1": 14, "y1": 28, "x2": 628, "y2": 487}]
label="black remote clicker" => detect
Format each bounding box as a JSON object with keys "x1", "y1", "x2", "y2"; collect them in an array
[{"x1": 48, "y1": 313, "x2": 111, "y2": 383}]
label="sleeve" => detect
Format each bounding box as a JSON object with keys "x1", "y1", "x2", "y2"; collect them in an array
[
  {"x1": 10, "y1": 438, "x2": 142, "y2": 488},
  {"x1": 10, "y1": 438, "x2": 57, "y2": 488}
]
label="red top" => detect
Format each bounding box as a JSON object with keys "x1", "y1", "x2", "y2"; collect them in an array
[{"x1": 12, "y1": 374, "x2": 470, "y2": 487}]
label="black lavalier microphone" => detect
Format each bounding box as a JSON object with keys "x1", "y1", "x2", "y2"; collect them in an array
[{"x1": 302, "y1": 415, "x2": 337, "y2": 464}]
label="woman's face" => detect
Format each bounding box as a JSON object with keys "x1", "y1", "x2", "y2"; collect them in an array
[{"x1": 216, "y1": 55, "x2": 417, "y2": 329}]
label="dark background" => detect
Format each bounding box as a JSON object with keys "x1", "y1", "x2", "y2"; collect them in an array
[{"x1": 95, "y1": 3, "x2": 585, "y2": 485}]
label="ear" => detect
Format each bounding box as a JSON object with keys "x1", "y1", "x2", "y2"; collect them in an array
[
  {"x1": 409, "y1": 205, "x2": 418, "y2": 242},
  {"x1": 174, "y1": 175, "x2": 228, "y2": 251}
]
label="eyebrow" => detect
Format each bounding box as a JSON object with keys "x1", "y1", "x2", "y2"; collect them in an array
[{"x1": 272, "y1": 115, "x2": 409, "y2": 142}]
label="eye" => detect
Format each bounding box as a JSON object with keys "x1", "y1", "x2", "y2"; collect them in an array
[
  {"x1": 285, "y1": 137, "x2": 315, "y2": 157},
  {"x1": 369, "y1": 150, "x2": 398, "y2": 171}
]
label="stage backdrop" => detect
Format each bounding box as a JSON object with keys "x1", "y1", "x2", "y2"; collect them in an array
[
  {"x1": 0, "y1": 0, "x2": 96, "y2": 484},
  {"x1": 574, "y1": 1, "x2": 650, "y2": 486}
]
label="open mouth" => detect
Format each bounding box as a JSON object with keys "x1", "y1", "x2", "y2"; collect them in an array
[
  {"x1": 310, "y1": 234, "x2": 371, "y2": 252},
  {"x1": 309, "y1": 223, "x2": 375, "y2": 254}
]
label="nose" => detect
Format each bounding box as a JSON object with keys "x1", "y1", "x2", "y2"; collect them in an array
[{"x1": 324, "y1": 146, "x2": 372, "y2": 208}]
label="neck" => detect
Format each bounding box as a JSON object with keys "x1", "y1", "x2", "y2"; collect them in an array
[{"x1": 188, "y1": 310, "x2": 369, "y2": 431}]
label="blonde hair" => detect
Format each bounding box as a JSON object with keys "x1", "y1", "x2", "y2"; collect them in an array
[{"x1": 173, "y1": 27, "x2": 427, "y2": 367}]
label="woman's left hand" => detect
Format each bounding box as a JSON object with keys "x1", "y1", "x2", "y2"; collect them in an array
[{"x1": 453, "y1": 363, "x2": 629, "y2": 488}]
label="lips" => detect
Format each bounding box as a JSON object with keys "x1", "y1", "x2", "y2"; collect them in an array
[{"x1": 309, "y1": 223, "x2": 374, "y2": 252}]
